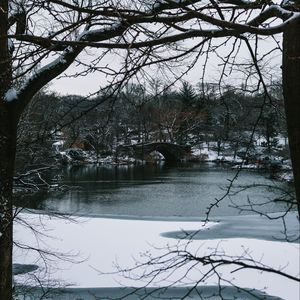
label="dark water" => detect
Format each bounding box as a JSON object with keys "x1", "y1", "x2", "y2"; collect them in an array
[{"x1": 16, "y1": 163, "x2": 291, "y2": 218}]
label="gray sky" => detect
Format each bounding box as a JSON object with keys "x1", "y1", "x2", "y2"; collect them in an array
[{"x1": 49, "y1": 36, "x2": 282, "y2": 96}]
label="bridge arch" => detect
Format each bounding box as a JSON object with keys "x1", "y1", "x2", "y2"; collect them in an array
[
  {"x1": 117, "y1": 142, "x2": 191, "y2": 163},
  {"x1": 147, "y1": 145, "x2": 179, "y2": 162}
]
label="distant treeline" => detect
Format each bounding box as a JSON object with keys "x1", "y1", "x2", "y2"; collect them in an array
[{"x1": 16, "y1": 81, "x2": 287, "y2": 169}]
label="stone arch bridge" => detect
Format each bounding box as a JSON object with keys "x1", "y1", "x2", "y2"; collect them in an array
[{"x1": 117, "y1": 142, "x2": 191, "y2": 162}]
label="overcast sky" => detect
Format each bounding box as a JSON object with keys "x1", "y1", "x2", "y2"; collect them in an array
[{"x1": 49, "y1": 36, "x2": 282, "y2": 96}]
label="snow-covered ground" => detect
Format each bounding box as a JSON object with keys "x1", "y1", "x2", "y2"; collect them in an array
[{"x1": 13, "y1": 212, "x2": 299, "y2": 300}]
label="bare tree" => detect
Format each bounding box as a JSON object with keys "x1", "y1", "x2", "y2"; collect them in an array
[{"x1": 1, "y1": 0, "x2": 300, "y2": 298}]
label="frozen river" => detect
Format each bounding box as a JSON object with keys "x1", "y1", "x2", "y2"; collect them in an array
[
  {"x1": 17, "y1": 162, "x2": 291, "y2": 218},
  {"x1": 13, "y1": 163, "x2": 299, "y2": 300}
]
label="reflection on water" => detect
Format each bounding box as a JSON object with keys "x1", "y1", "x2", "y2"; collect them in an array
[{"x1": 16, "y1": 162, "x2": 291, "y2": 218}]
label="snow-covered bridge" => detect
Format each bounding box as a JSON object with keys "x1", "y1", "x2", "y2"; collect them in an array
[{"x1": 117, "y1": 142, "x2": 191, "y2": 162}]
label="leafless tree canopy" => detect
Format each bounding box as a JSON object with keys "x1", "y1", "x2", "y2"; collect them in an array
[{"x1": 5, "y1": 0, "x2": 299, "y2": 104}]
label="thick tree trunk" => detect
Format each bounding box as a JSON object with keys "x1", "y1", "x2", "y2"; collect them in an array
[
  {"x1": 0, "y1": 1, "x2": 17, "y2": 298},
  {"x1": 0, "y1": 107, "x2": 17, "y2": 300},
  {"x1": 0, "y1": 67, "x2": 19, "y2": 300},
  {"x1": 282, "y1": 18, "x2": 300, "y2": 215}
]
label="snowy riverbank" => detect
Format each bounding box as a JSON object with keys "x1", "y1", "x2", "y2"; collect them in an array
[
  {"x1": 57, "y1": 143, "x2": 294, "y2": 186},
  {"x1": 13, "y1": 211, "x2": 299, "y2": 300}
]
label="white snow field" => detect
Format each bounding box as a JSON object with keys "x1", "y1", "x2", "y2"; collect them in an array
[{"x1": 13, "y1": 212, "x2": 299, "y2": 300}]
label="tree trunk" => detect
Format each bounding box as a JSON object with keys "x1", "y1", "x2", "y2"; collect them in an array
[
  {"x1": 0, "y1": 106, "x2": 17, "y2": 300},
  {"x1": 0, "y1": 1, "x2": 18, "y2": 298},
  {"x1": 282, "y1": 18, "x2": 300, "y2": 215},
  {"x1": 0, "y1": 95, "x2": 16, "y2": 297},
  {"x1": 0, "y1": 67, "x2": 16, "y2": 300}
]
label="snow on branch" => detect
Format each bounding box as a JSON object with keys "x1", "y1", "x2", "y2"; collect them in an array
[{"x1": 3, "y1": 88, "x2": 18, "y2": 103}]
